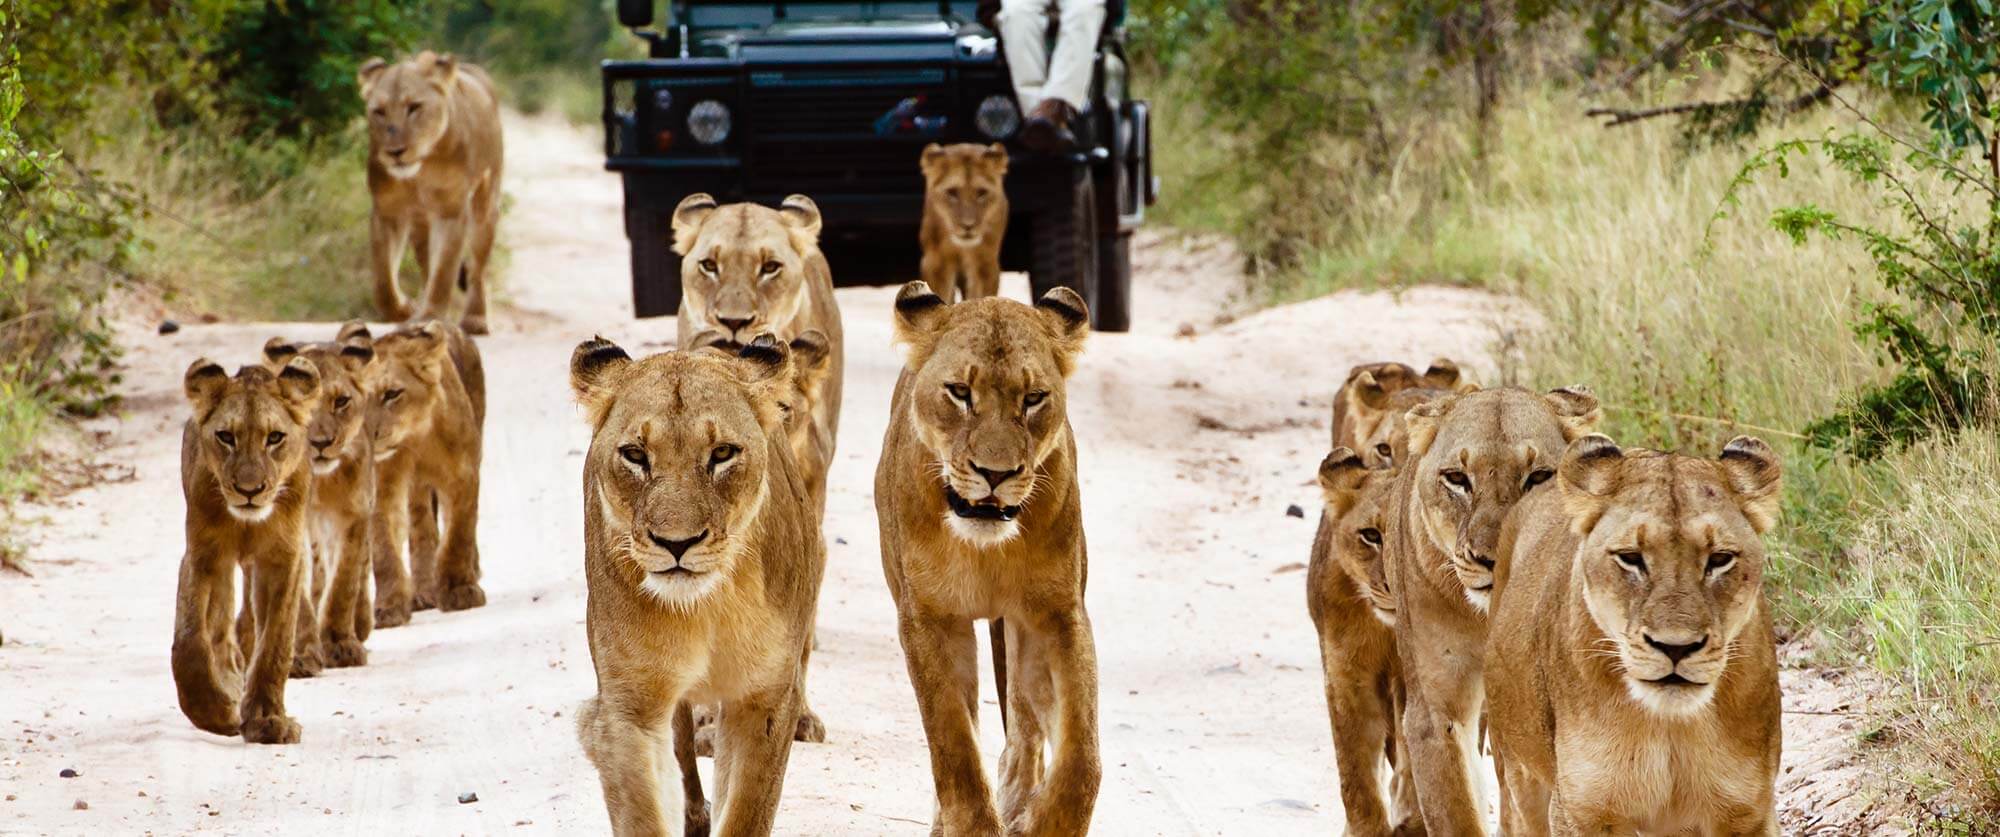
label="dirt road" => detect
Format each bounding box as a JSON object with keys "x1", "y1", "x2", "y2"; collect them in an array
[{"x1": 0, "y1": 114, "x2": 1843, "y2": 834}]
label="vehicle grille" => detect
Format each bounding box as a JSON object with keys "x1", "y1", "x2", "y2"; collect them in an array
[{"x1": 745, "y1": 70, "x2": 952, "y2": 194}]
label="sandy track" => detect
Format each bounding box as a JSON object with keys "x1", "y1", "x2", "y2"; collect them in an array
[{"x1": 0, "y1": 113, "x2": 1853, "y2": 834}]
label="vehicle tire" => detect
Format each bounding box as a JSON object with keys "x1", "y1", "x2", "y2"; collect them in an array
[
  {"x1": 628, "y1": 202, "x2": 682, "y2": 318},
  {"x1": 1030, "y1": 166, "x2": 1099, "y2": 318},
  {"x1": 1093, "y1": 231, "x2": 1132, "y2": 333}
]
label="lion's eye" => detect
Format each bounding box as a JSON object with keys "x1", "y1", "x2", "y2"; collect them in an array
[
  {"x1": 406, "y1": 103, "x2": 420, "y2": 115},
  {"x1": 760, "y1": 260, "x2": 782, "y2": 275},
  {"x1": 975, "y1": 188, "x2": 991, "y2": 202},
  {"x1": 1375, "y1": 443, "x2": 1393, "y2": 460},
  {"x1": 1524, "y1": 468, "x2": 1554, "y2": 489},
  {"x1": 384, "y1": 388, "x2": 404, "y2": 403},
  {"x1": 266, "y1": 431, "x2": 285, "y2": 447},
  {"x1": 1615, "y1": 551, "x2": 1646, "y2": 573},
  {"x1": 1441, "y1": 470, "x2": 1471, "y2": 491},
  {"x1": 1358, "y1": 528, "x2": 1383, "y2": 549},
  {"x1": 709, "y1": 444, "x2": 740, "y2": 467},
  {"x1": 1023, "y1": 390, "x2": 1048, "y2": 408},
  {"x1": 699, "y1": 258, "x2": 718, "y2": 274},
  {"x1": 1707, "y1": 551, "x2": 1737, "y2": 574},
  {"x1": 215, "y1": 430, "x2": 236, "y2": 447},
  {"x1": 334, "y1": 395, "x2": 352, "y2": 411},
  {"x1": 619, "y1": 445, "x2": 648, "y2": 469},
  {"x1": 946, "y1": 383, "x2": 971, "y2": 404}
]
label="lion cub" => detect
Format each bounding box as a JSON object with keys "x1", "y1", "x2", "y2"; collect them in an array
[
  {"x1": 1487, "y1": 435, "x2": 1783, "y2": 835},
  {"x1": 1308, "y1": 449, "x2": 1418, "y2": 837},
  {"x1": 875, "y1": 281, "x2": 1101, "y2": 835},
  {"x1": 1331, "y1": 358, "x2": 1468, "y2": 465},
  {"x1": 569, "y1": 335, "x2": 825, "y2": 837},
  {"x1": 261, "y1": 323, "x2": 380, "y2": 672},
  {"x1": 919, "y1": 142, "x2": 1009, "y2": 302},
  {"x1": 357, "y1": 51, "x2": 504, "y2": 334},
  {"x1": 370, "y1": 321, "x2": 486, "y2": 627},
  {"x1": 1384, "y1": 386, "x2": 1599, "y2": 834},
  {"x1": 172, "y1": 358, "x2": 322, "y2": 744}
]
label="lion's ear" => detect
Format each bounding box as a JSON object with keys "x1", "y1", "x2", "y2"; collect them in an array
[
  {"x1": 892, "y1": 281, "x2": 948, "y2": 345},
  {"x1": 357, "y1": 57, "x2": 389, "y2": 98},
  {"x1": 570, "y1": 337, "x2": 632, "y2": 427},
  {"x1": 336, "y1": 320, "x2": 372, "y2": 343},
  {"x1": 263, "y1": 337, "x2": 299, "y2": 364},
  {"x1": 736, "y1": 334, "x2": 796, "y2": 430},
  {"x1": 1718, "y1": 436, "x2": 1783, "y2": 534},
  {"x1": 275, "y1": 357, "x2": 323, "y2": 408},
  {"x1": 1035, "y1": 287, "x2": 1090, "y2": 373},
  {"x1": 671, "y1": 193, "x2": 719, "y2": 256},
  {"x1": 1317, "y1": 447, "x2": 1370, "y2": 519},
  {"x1": 920, "y1": 143, "x2": 947, "y2": 179},
  {"x1": 1544, "y1": 385, "x2": 1600, "y2": 441},
  {"x1": 1422, "y1": 358, "x2": 1463, "y2": 391},
  {"x1": 1559, "y1": 434, "x2": 1623, "y2": 534},
  {"x1": 779, "y1": 194, "x2": 822, "y2": 243},
  {"x1": 982, "y1": 142, "x2": 1008, "y2": 173},
  {"x1": 424, "y1": 51, "x2": 458, "y2": 85},
  {"x1": 184, "y1": 359, "x2": 229, "y2": 411},
  {"x1": 1353, "y1": 370, "x2": 1391, "y2": 411},
  {"x1": 788, "y1": 329, "x2": 834, "y2": 402},
  {"x1": 1401, "y1": 396, "x2": 1454, "y2": 462},
  {"x1": 338, "y1": 340, "x2": 377, "y2": 373}
]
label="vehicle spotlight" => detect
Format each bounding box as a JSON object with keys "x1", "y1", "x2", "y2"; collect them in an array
[
  {"x1": 688, "y1": 100, "x2": 732, "y2": 145},
  {"x1": 652, "y1": 87, "x2": 674, "y2": 113},
  {"x1": 975, "y1": 94, "x2": 1020, "y2": 140}
]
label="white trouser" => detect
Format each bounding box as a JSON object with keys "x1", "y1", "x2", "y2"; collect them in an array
[{"x1": 997, "y1": 0, "x2": 1106, "y2": 113}]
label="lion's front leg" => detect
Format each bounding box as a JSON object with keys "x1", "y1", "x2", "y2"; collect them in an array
[
  {"x1": 920, "y1": 249, "x2": 962, "y2": 304},
  {"x1": 578, "y1": 695, "x2": 683, "y2": 837},
  {"x1": 710, "y1": 686, "x2": 802, "y2": 836},
  {"x1": 1315, "y1": 622, "x2": 1398, "y2": 836},
  {"x1": 370, "y1": 211, "x2": 414, "y2": 321},
  {"x1": 897, "y1": 606, "x2": 1003, "y2": 835},
  {"x1": 320, "y1": 514, "x2": 372, "y2": 667},
  {"x1": 434, "y1": 460, "x2": 485, "y2": 611},
  {"x1": 371, "y1": 460, "x2": 416, "y2": 628},
  {"x1": 408, "y1": 487, "x2": 440, "y2": 610},
  {"x1": 673, "y1": 702, "x2": 712, "y2": 837},
  {"x1": 411, "y1": 209, "x2": 468, "y2": 322},
  {"x1": 171, "y1": 544, "x2": 244, "y2": 736},
  {"x1": 1005, "y1": 608, "x2": 1099, "y2": 837},
  {"x1": 965, "y1": 250, "x2": 1001, "y2": 300},
  {"x1": 241, "y1": 547, "x2": 305, "y2": 745},
  {"x1": 1401, "y1": 656, "x2": 1488, "y2": 837},
  {"x1": 996, "y1": 619, "x2": 1050, "y2": 822}
]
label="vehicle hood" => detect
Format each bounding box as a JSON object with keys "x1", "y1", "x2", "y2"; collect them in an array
[{"x1": 693, "y1": 16, "x2": 998, "y2": 61}]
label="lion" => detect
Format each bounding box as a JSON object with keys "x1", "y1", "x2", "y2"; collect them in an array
[
  {"x1": 1486, "y1": 435, "x2": 1782, "y2": 835},
  {"x1": 874, "y1": 281, "x2": 1101, "y2": 835},
  {"x1": 370, "y1": 321, "x2": 487, "y2": 628},
  {"x1": 1383, "y1": 386, "x2": 1600, "y2": 834},
  {"x1": 1358, "y1": 383, "x2": 1475, "y2": 471},
  {"x1": 260, "y1": 323, "x2": 380, "y2": 672},
  {"x1": 172, "y1": 357, "x2": 322, "y2": 744},
  {"x1": 1330, "y1": 359, "x2": 1468, "y2": 464},
  {"x1": 357, "y1": 51, "x2": 504, "y2": 335},
  {"x1": 919, "y1": 142, "x2": 1010, "y2": 302},
  {"x1": 569, "y1": 334, "x2": 825, "y2": 837},
  {"x1": 1307, "y1": 448, "x2": 1418, "y2": 837}
]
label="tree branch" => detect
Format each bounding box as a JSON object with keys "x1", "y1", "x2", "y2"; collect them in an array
[{"x1": 1585, "y1": 81, "x2": 1837, "y2": 127}]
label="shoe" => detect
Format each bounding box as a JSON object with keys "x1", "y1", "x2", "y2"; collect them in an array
[{"x1": 1021, "y1": 99, "x2": 1079, "y2": 154}]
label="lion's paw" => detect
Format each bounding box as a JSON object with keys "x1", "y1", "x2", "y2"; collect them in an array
[
  {"x1": 691, "y1": 724, "x2": 716, "y2": 758},
  {"x1": 685, "y1": 802, "x2": 711, "y2": 837},
  {"x1": 459, "y1": 314, "x2": 490, "y2": 336},
  {"x1": 793, "y1": 709, "x2": 826, "y2": 744},
  {"x1": 289, "y1": 648, "x2": 324, "y2": 679},
  {"x1": 323, "y1": 637, "x2": 367, "y2": 668},
  {"x1": 437, "y1": 583, "x2": 486, "y2": 612},
  {"x1": 374, "y1": 599, "x2": 412, "y2": 629},
  {"x1": 241, "y1": 714, "x2": 301, "y2": 745},
  {"x1": 411, "y1": 590, "x2": 438, "y2": 612}
]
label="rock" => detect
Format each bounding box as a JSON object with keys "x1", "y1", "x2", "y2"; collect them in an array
[
  {"x1": 1285, "y1": 504, "x2": 1305, "y2": 518},
  {"x1": 157, "y1": 320, "x2": 180, "y2": 335},
  {"x1": 457, "y1": 792, "x2": 478, "y2": 804},
  {"x1": 72, "y1": 800, "x2": 88, "y2": 810},
  {"x1": 59, "y1": 768, "x2": 78, "y2": 778}
]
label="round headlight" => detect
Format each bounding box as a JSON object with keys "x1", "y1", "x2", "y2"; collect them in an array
[
  {"x1": 652, "y1": 87, "x2": 674, "y2": 113},
  {"x1": 976, "y1": 94, "x2": 1020, "y2": 139},
  {"x1": 687, "y1": 100, "x2": 732, "y2": 146}
]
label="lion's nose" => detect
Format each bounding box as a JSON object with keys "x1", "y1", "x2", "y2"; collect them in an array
[
  {"x1": 386, "y1": 145, "x2": 407, "y2": 158},
  {"x1": 234, "y1": 482, "x2": 268, "y2": 501},
  {"x1": 716, "y1": 316, "x2": 754, "y2": 335},
  {"x1": 310, "y1": 437, "x2": 335, "y2": 453},
  {"x1": 971, "y1": 463, "x2": 1022, "y2": 490},
  {"x1": 1644, "y1": 633, "x2": 1708, "y2": 664},
  {"x1": 1468, "y1": 552, "x2": 1495, "y2": 571},
  {"x1": 649, "y1": 530, "x2": 708, "y2": 560}
]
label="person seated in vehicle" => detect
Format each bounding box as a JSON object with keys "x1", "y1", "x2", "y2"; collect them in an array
[{"x1": 982, "y1": 0, "x2": 1106, "y2": 153}]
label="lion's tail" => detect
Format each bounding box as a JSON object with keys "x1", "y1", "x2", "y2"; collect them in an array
[{"x1": 990, "y1": 618, "x2": 1009, "y2": 731}]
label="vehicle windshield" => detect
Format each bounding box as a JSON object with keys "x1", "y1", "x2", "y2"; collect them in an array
[{"x1": 680, "y1": 1, "x2": 981, "y2": 30}]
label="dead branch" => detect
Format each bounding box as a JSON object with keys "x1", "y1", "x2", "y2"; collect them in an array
[{"x1": 1584, "y1": 81, "x2": 1837, "y2": 127}]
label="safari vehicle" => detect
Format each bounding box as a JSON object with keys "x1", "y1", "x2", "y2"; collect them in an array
[{"x1": 602, "y1": 0, "x2": 1153, "y2": 332}]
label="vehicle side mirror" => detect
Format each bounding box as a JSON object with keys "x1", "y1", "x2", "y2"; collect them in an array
[{"x1": 618, "y1": 0, "x2": 654, "y2": 28}]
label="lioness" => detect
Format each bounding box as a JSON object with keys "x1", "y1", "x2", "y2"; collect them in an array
[
  {"x1": 172, "y1": 358, "x2": 322, "y2": 744},
  {"x1": 1486, "y1": 435, "x2": 1782, "y2": 835},
  {"x1": 358, "y1": 51, "x2": 504, "y2": 335},
  {"x1": 1385, "y1": 386, "x2": 1599, "y2": 834},
  {"x1": 1331, "y1": 359, "x2": 1467, "y2": 462},
  {"x1": 570, "y1": 335, "x2": 824, "y2": 837},
  {"x1": 875, "y1": 281, "x2": 1101, "y2": 835},
  {"x1": 261, "y1": 323, "x2": 380, "y2": 670},
  {"x1": 1307, "y1": 448, "x2": 1417, "y2": 836},
  {"x1": 919, "y1": 142, "x2": 1009, "y2": 302},
  {"x1": 370, "y1": 321, "x2": 486, "y2": 627}
]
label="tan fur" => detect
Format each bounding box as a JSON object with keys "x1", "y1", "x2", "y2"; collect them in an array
[
  {"x1": 260, "y1": 324, "x2": 381, "y2": 672},
  {"x1": 1307, "y1": 449, "x2": 1419, "y2": 836},
  {"x1": 874, "y1": 281, "x2": 1100, "y2": 835},
  {"x1": 1384, "y1": 386, "x2": 1600, "y2": 835},
  {"x1": 1331, "y1": 359, "x2": 1471, "y2": 466},
  {"x1": 1487, "y1": 436, "x2": 1782, "y2": 836},
  {"x1": 359, "y1": 51, "x2": 504, "y2": 334},
  {"x1": 919, "y1": 143, "x2": 1010, "y2": 302},
  {"x1": 172, "y1": 358, "x2": 322, "y2": 744},
  {"x1": 569, "y1": 335, "x2": 825, "y2": 837},
  {"x1": 370, "y1": 321, "x2": 487, "y2": 628}
]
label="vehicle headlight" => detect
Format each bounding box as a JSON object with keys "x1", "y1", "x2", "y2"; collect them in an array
[
  {"x1": 652, "y1": 87, "x2": 674, "y2": 113},
  {"x1": 687, "y1": 100, "x2": 732, "y2": 145},
  {"x1": 975, "y1": 95, "x2": 1020, "y2": 140}
]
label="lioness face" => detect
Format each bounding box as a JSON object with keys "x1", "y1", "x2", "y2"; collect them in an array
[
  {"x1": 1561, "y1": 435, "x2": 1782, "y2": 717},
  {"x1": 185, "y1": 358, "x2": 322, "y2": 523},
  {"x1": 1358, "y1": 385, "x2": 1461, "y2": 470},
  {"x1": 1341, "y1": 359, "x2": 1463, "y2": 467},
  {"x1": 570, "y1": 337, "x2": 795, "y2": 609},
  {"x1": 672, "y1": 194, "x2": 823, "y2": 345},
  {"x1": 687, "y1": 329, "x2": 832, "y2": 469},
  {"x1": 263, "y1": 326, "x2": 377, "y2": 475},
  {"x1": 921, "y1": 143, "x2": 1009, "y2": 247},
  {"x1": 358, "y1": 52, "x2": 458, "y2": 180},
  {"x1": 1405, "y1": 387, "x2": 1599, "y2": 611},
  {"x1": 1318, "y1": 449, "x2": 1398, "y2": 625},
  {"x1": 892, "y1": 282, "x2": 1088, "y2": 547},
  {"x1": 369, "y1": 323, "x2": 452, "y2": 462}
]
